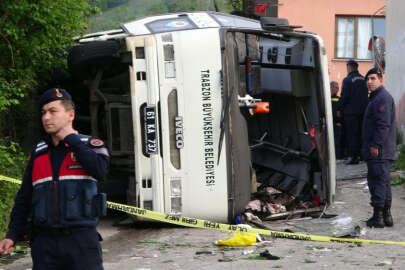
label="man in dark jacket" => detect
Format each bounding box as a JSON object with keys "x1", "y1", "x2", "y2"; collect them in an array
[
  {"x1": 0, "y1": 88, "x2": 109, "y2": 269},
  {"x1": 337, "y1": 59, "x2": 369, "y2": 164},
  {"x1": 362, "y1": 68, "x2": 397, "y2": 228}
]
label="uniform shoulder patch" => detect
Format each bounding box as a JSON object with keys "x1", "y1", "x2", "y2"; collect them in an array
[
  {"x1": 89, "y1": 138, "x2": 105, "y2": 148},
  {"x1": 35, "y1": 140, "x2": 48, "y2": 154}
]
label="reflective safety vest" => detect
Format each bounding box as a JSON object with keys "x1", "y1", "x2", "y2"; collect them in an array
[{"x1": 31, "y1": 136, "x2": 103, "y2": 227}]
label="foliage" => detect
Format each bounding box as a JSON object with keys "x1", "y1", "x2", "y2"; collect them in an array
[
  {"x1": 391, "y1": 144, "x2": 405, "y2": 187},
  {"x1": 0, "y1": 0, "x2": 98, "y2": 112},
  {"x1": 391, "y1": 176, "x2": 405, "y2": 186},
  {"x1": 88, "y1": 0, "x2": 235, "y2": 32},
  {"x1": 90, "y1": 0, "x2": 131, "y2": 11},
  {"x1": 394, "y1": 144, "x2": 405, "y2": 170},
  {"x1": 0, "y1": 140, "x2": 28, "y2": 238},
  {"x1": 228, "y1": 0, "x2": 243, "y2": 10}
]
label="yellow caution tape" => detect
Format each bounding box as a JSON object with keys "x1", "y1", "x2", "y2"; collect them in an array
[
  {"x1": 2, "y1": 174, "x2": 405, "y2": 246},
  {"x1": 0, "y1": 174, "x2": 23, "y2": 185}
]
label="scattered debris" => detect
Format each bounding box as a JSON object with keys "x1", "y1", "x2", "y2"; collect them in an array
[
  {"x1": 334, "y1": 201, "x2": 346, "y2": 205},
  {"x1": 245, "y1": 199, "x2": 286, "y2": 218},
  {"x1": 306, "y1": 246, "x2": 331, "y2": 252},
  {"x1": 375, "y1": 259, "x2": 393, "y2": 266},
  {"x1": 242, "y1": 249, "x2": 254, "y2": 255},
  {"x1": 259, "y1": 250, "x2": 280, "y2": 260},
  {"x1": 195, "y1": 250, "x2": 214, "y2": 255},
  {"x1": 255, "y1": 240, "x2": 274, "y2": 247},
  {"x1": 245, "y1": 255, "x2": 268, "y2": 260},
  {"x1": 174, "y1": 243, "x2": 194, "y2": 248},
  {"x1": 284, "y1": 213, "x2": 361, "y2": 237},
  {"x1": 244, "y1": 212, "x2": 262, "y2": 223},
  {"x1": 216, "y1": 231, "x2": 257, "y2": 247},
  {"x1": 243, "y1": 185, "x2": 324, "y2": 222},
  {"x1": 304, "y1": 259, "x2": 316, "y2": 263},
  {"x1": 218, "y1": 254, "x2": 234, "y2": 262},
  {"x1": 263, "y1": 207, "x2": 322, "y2": 221},
  {"x1": 130, "y1": 256, "x2": 143, "y2": 260}
]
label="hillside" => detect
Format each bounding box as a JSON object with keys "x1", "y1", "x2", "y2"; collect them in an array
[{"x1": 88, "y1": 0, "x2": 234, "y2": 32}]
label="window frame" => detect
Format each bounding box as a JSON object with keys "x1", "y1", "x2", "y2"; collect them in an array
[{"x1": 335, "y1": 15, "x2": 385, "y2": 60}]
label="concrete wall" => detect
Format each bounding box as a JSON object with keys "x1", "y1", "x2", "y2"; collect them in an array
[
  {"x1": 386, "y1": 0, "x2": 405, "y2": 141},
  {"x1": 278, "y1": 0, "x2": 385, "y2": 86}
]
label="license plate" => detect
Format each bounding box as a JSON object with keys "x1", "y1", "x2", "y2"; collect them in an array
[{"x1": 143, "y1": 106, "x2": 158, "y2": 155}]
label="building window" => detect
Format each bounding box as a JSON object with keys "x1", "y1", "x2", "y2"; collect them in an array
[{"x1": 336, "y1": 16, "x2": 385, "y2": 60}]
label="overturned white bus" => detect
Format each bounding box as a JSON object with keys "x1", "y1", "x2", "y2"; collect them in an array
[{"x1": 65, "y1": 12, "x2": 336, "y2": 222}]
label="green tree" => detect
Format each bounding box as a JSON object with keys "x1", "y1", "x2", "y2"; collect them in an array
[
  {"x1": 0, "y1": 0, "x2": 97, "y2": 237},
  {"x1": 0, "y1": 141, "x2": 27, "y2": 238},
  {"x1": 0, "y1": 0, "x2": 97, "y2": 112},
  {"x1": 148, "y1": 0, "x2": 169, "y2": 15}
]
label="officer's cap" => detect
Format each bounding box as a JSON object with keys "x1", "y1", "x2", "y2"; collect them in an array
[
  {"x1": 39, "y1": 88, "x2": 72, "y2": 109},
  {"x1": 346, "y1": 59, "x2": 358, "y2": 67},
  {"x1": 365, "y1": 67, "x2": 383, "y2": 80}
]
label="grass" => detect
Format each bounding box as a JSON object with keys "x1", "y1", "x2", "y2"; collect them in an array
[
  {"x1": 391, "y1": 176, "x2": 405, "y2": 186},
  {"x1": 0, "y1": 243, "x2": 30, "y2": 266},
  {"x1": 138, "y1": 239, "x2": 160, "y2": 244},
  {"x1": 394, "y1": 144, "x2": 405, "y2": 170},
  {"x1": 392, "y1": 144, "x2": 405, "y2": 186},
  {"x1": 175, "y1": 243, "x2": 194, "y2": 248}
]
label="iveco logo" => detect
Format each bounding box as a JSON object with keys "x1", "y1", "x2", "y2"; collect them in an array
[{"x1": 175, "y1": 116, "x2": 184, "y2": 149}]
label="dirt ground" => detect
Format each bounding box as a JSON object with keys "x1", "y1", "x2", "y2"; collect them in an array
[{"x1": 3, "y1": 162, "x2": 405, "y2": 270}]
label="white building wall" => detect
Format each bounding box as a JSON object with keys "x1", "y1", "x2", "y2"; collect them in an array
[{"x1": 386, "y1": 0, "x2": 405, "y2": 141}]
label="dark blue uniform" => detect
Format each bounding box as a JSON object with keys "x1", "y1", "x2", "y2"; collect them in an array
[
  {"x1": 6, "y1": 134, "x2": 109, "y2": 270},
  {"x1": 362, "y1": 86, "x2": 397, "y2": 208},
  {"x1": 338, "y1": 71, "x2": 369, "y2": 159}
]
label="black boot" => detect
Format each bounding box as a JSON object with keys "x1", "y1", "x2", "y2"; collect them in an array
[
  {"x1": 383, "y1": 206, "x2": 394, "y2": 227},
  {"x1": 366, "y1": 207, "x2": 385, "y2": 228}
]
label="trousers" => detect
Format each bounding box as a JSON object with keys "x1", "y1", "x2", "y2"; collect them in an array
[
  {"x1": 366, "y1": 160, "x2": 393, "y2": 208},
  {"x1": 343, "y1": 114, "x2": 363, "y2": 157},
  {"x1": 31, "y1": 227, "x2": 103, "y2": 270}
]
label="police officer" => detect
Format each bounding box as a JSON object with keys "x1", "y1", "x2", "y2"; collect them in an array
[
  {"x1": 362, "y1": 68, "x2": 397, "y2": 228},
  {"x1": 337, "y1": 59, "x2": 369, "y2": 164},
  {"x1": 0, "y1": 88, "x2": 109, "y2": 269},
  {"x1": 331, "y1": 81, "x2": 343, "y2": 159}
]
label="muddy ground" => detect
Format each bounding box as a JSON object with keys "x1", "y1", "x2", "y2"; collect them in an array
[{"x1": 2, "y1": 161, "x2": 405, "y2": 270}]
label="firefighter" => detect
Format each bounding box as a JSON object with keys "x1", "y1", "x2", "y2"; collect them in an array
[
  {"x1": 0, "y1": 88, "x2": 109, "y2": 269},
  {"x1": 362, "y1": 68, "x2": 397, "y2": 228},
  {"x1": 330, "y1": 81, "x2": 343, "y2": 159},
  {"x1": 337, "y1": 59, "x2": 369, "y2": 164}
]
